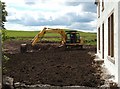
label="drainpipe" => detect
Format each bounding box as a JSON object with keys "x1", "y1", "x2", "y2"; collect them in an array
[{"x1": 0, "y1": 1, "x2": 2, "y2": 89}]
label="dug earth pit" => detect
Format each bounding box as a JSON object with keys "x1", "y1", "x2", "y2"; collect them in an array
[{"x1": 3, "y1": 41, "x2": 104, "y2": 88}]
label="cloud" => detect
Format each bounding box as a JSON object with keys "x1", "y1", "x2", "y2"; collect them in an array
[
  {"x1": 7, "y1": 11, "x2": 96, "y2": 28},
  {"x1": 68, "y1": 21, "x2": 96, "y2": 31},
  {"x1": 65, "y1": 0, "x2": 95, "y2": 2},
  {"x1": 64, "y1": 0, "x2": 96, "y2": 6},
  {"x1": 3, "y1": 0, "x2": 97, "y2": 32},
  {"x1": 65, "y1": 2, "x2": 81, "y2": 6},
  {"x1": 65, "y1": 1, "x2": 96, "y2": 12},
  {"x1": 25, "y1": 2, "x2": 35, "y2": 5},
  {"x1": 24, "y1": 0, "x2": 39, "y2": 5},
  {"x1": 66, "y1": 12, "x2": 96, "y2": 22},
  {"x1": 82, "y1": 2, "x2": 97, "y2": 13}
]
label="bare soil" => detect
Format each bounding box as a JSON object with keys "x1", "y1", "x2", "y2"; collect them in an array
[{"x1": 3, "y1": 40, "x2": 104, "y2": 87}]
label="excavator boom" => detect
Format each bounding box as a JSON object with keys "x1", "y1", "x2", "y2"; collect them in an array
[{"x1": 31, "y1": 27, "x2": 67, "y2": 46}]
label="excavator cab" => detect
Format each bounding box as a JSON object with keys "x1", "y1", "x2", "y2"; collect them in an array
[
  {"x1": 66, "y1": 31, "x2": 80, "y2": 43},
  {"x1": 65, "y1": 31, "x2": 83, "y2": 48}
]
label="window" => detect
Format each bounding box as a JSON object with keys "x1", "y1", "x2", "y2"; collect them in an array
[
  {"x1": 102, "y1": 0, "x2": 104, "y2": 11},
  {"x1": 108, "y1": 13, "x2": 114, "y2": 57},
  {"x1": 98, "y1": 27, "x2": 100, "y2": 50},
  {"x1": 98, "y1": 0, "x2": 100, "y2": 18},
  {"x1": 102, "y1": 23, "x2": 104, "y2": 59},
  {"x1": 108, "y1": 17, "x2": 110, "y2": 56}
]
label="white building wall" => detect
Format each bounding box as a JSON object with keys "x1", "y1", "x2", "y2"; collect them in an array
[
  {"x1": 97, "y1": 0, "x2": 120, "y2": 86},
  {"x1": 104, "y1": 1, "x2": 118, "y2": 81},
  {"x1": 97, "y1": 0, "x2": 102, "y2": 59}
]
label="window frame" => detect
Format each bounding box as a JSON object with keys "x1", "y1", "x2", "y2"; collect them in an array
[
  {"x1": 98, "y1": 27, "x2": 100, "y2": 51},
  {"x1": 98, "y1": 0, "x2": 100, "y2": 18},
  {"x1": 102, "y1": 23, "x2": 104, "y2": 59},
  {"x1": 102, "y1": 0, "x2": 104, "y2": 11},
  {"x1": 108, "y1": 11, "x2": 115, "y2": 63}
]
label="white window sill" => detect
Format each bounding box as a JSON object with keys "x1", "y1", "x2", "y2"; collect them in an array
[{"x1": 107, "y1": 56, "x2": 115, "y2": 64}]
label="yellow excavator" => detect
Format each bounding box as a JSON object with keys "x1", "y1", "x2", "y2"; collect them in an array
[{"x1": 20, "y1": 27, "x2": 84, "y2": 53}]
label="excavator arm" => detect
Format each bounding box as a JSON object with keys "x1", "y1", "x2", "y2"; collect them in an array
[
  {"x1": 31, "y1": 27, "x2": 47, "y2": 46},
  {"x1": 31, "y1": 27, "x2": 67, "y2": 46}
]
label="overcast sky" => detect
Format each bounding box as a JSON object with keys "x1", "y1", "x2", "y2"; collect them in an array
[{"x1": 2, "y1": 0, "x2": 97, "y2": 32}]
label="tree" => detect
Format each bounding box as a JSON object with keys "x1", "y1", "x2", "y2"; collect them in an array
[
  {"x1": 0, "y1": 2, "x2": 8, "y2": 88},
  {"x1": 0, "y1": 1, "x2": 8, "y2": 41},
  {"x1": 0, "y1": 1, "x2": 7, "y2": 29}
]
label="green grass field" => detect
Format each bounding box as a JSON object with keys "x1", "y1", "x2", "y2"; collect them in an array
[
  {"x1": 3, "y1": 30, "x2": 97, "y2": 45},
  {"x1": 5, "y1": 30, "x2": 39, "y2": 37}
]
